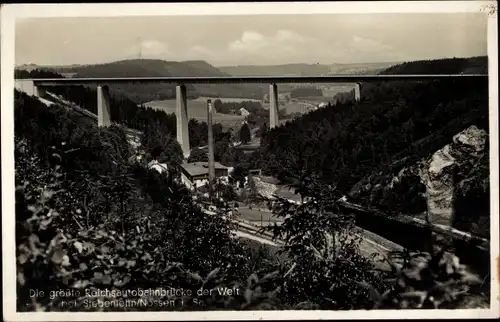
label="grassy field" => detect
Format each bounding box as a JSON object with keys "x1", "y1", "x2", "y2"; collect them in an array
[
  {"x1": 293, "y1": 96, "x2": 330, "y2": 102},
  {"x1": 262, "y1": 101, "x2": 319, "y2": 115},
  {"x1": 146, "y1": 95, "x2": 335, "y2": 126},
  {"x1": 146, "y1": 98, "x2": 246, "y2": 121}
]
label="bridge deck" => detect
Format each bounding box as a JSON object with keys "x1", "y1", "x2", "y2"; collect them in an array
[{"x1": 19, "y1": 74, "x2": 488, "y2": 86}]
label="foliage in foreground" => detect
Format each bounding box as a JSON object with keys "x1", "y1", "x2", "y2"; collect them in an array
[
  {"x1": 15, "y1": 137, "x2": 282, "y2": 312},
  {"x1": 15, "y1": 140, "x2": 486, "y2": 311},
  {"x1": 360, "y1": 246, "x2": 488, "y2": 309}
]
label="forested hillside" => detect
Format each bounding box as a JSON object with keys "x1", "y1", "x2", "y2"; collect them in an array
[
  {"x1": 256, "y1": 57, "x2": 489, "y2": 237},
  {"x1": 379, "y1": 56, "x2": 488, "y2": 75}
]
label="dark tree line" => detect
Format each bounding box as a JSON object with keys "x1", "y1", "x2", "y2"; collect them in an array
[
  {"x1": 379, "y1": 56, "x2": 488, "y2": 75},
  {"x1": 290, "y1": 87, "x2": 323, "y2": 98},
  {"x1": 213, "y1": 99, "x2": 264, "y2": 114}
]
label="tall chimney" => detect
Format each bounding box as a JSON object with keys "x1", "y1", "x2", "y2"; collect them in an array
[{"x1": 207, "y1": 99, "x2": 216, "y2": 201}]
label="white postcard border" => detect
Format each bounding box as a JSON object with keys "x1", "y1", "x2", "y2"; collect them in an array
[{"x1": 1, "y1": 1, "x2": 498, "y2": 320}]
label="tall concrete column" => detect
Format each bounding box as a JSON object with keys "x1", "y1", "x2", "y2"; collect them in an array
[
  {"x1": 354, "y1": 83, "x2": 361, "y2": 102},
  {"x1": 207, "y1": 100, "x2": 215, "y2": 201},
  {"x1": 97, "y1": 85, "x2": 111, "y2": 127},
  {"x1": 269, "y1": 83, "x2": 279, "y2": 129},
  {"x1": 34, "y1": 85, "x2": 47, "y2": 98},
  {"x1": 176, "y1": 84, "x2": 190, "y2": 158}
]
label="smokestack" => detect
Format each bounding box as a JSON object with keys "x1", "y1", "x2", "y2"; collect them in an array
[{"x1": 207, "y1": 99, "x2": 216, "y2": 201}]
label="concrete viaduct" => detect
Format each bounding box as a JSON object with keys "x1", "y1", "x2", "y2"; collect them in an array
[{"x1": 15, "y1": 74, "x2": 487, "y2": 157}]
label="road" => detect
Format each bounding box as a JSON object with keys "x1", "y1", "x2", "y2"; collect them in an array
[{"x1": 236, "y1": 206, "x2": 281, "y2": 224}]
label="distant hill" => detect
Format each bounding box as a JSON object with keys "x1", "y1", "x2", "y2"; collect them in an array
[
  {"x1": 328, "y1": 62, "x2": 400, "y2": 75},
  {"x1": 218, "y1": 62, "x2": 398, "y2": 76},
  {"x1": 379, "y1": 56, "x2": 488, "y2": 75},
  {"x1": 332, "y1": 56, "x2": 489, "y2": 104},
  {"x1": 18, "y1": 59, "x2": 266, "y2": 103},
  {"x1": 219, "y1": 63, "x2": 329, "y2": 76}
]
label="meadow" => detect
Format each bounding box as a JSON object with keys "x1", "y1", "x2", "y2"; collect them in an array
[
  {"x1": 146, "y1": 95, "x2": 333, "y2": 124},
  {"x1": 145, "y1": 98, "x2": 247, "y2": 121}
]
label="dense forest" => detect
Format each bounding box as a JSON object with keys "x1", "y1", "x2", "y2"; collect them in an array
[
  {"x1": 14, "y1": 56, "x2": 490, "y2": 312},
  {"x1": 255, "y1": 57, "x2": 490, "y2": 237}
]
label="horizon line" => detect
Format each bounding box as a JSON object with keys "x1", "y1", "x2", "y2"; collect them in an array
[{"x1": 14, "y1": 55, "x2": 488, "y2": 69}]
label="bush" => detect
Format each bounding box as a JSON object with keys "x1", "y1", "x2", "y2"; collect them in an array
[
  {"x1": 361, "y1": 249, "x2": 487, "y2": 309},
  {"x1": 264, "y1": 181, "x2": 387, "y2": 309}
]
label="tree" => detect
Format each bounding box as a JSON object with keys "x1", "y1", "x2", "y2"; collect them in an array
[
  {"x1": 239, "y1": 123, "x2": 252, "y2": 144},
  {"x1": 221, "y1": 147, "x2": 246, "y2": 167},
  {"x1": 141, "y1": 124, "x2": 183, "y2": 166},
  {"x1": 257, "y1": 122, "x2": 269, "y2": 138},
  {"x1": 213, "y1": 99, "x2": 223, "y2": 113},
  {"x1": 264, "y1": 181, "x2": 385, "y2": 309},
  {"x1": 188, "y1": 148, "x2": 208, "y2": 163},
  {"x1": 230, "y1": 166, "x2": 248, "y2": 187},
  {"x1": 214, "y1": 140, "x2": 230, "y2": 162},
  {"x1": 214, "y1": 179, "x2": 238, "y2": 201}
]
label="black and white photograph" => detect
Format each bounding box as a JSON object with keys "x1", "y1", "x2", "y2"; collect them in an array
[{"x1": 1, "y1": 1, "x2": 498, "y2": 320}]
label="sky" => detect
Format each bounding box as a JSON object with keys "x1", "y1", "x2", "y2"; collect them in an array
[{"x1": 15, "y1": 13, "x2": 488, "y2": 67}]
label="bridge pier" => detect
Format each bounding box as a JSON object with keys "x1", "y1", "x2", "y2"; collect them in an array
[
  {"x1": 354, "y1": 83, "x2": 361, "y2": 102},
  {"x1": 269, "y1": 83, "x2": 279, "y2": 129},
  {"x1": 97, "y1": 85, "x2": 112, "y2": 127},
  {"x1": 34, "y1": 85, "x2": 47, "y2": 98},
  {"x1": 176, "y1": 84, "x2": 190, "y2": 158}
]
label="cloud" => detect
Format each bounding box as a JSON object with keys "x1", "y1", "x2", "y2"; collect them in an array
[
  {"x1": 228, "y1": 29, "x2": 308, "y2": 53},
  {"x1": 140, "y1": 39, "x2": 170, "y2": 57},
  {"x1": 227, "y1": 29, "x2": 316, "y2": 64},
  {"x1": 189, "y1": 45, "x2": 213, "y2": 56},
  {"x1": 348, "y1": 36, "x2": 393, "y2": 53},
  {"x1": 228, "y1": 31, "x2": 267, "y2": 52},
  {"x1": 122, "y1": 39, "x2": 171, "y2": 60}
]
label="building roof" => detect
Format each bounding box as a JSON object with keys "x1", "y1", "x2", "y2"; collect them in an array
[
  {"x1": 148, "y1": 160, "x2": 168, "y2": 174},
  {"x1": 180, "y1": 162, "x2": 229, "y2": 177}
]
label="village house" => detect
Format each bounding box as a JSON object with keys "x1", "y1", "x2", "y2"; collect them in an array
[
  {"x1": 239, "y1": 107, "x2": 250, "y2": 117},
  {"x1": 179, "y1": 161, "x2": 230, "y2": 190}
]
